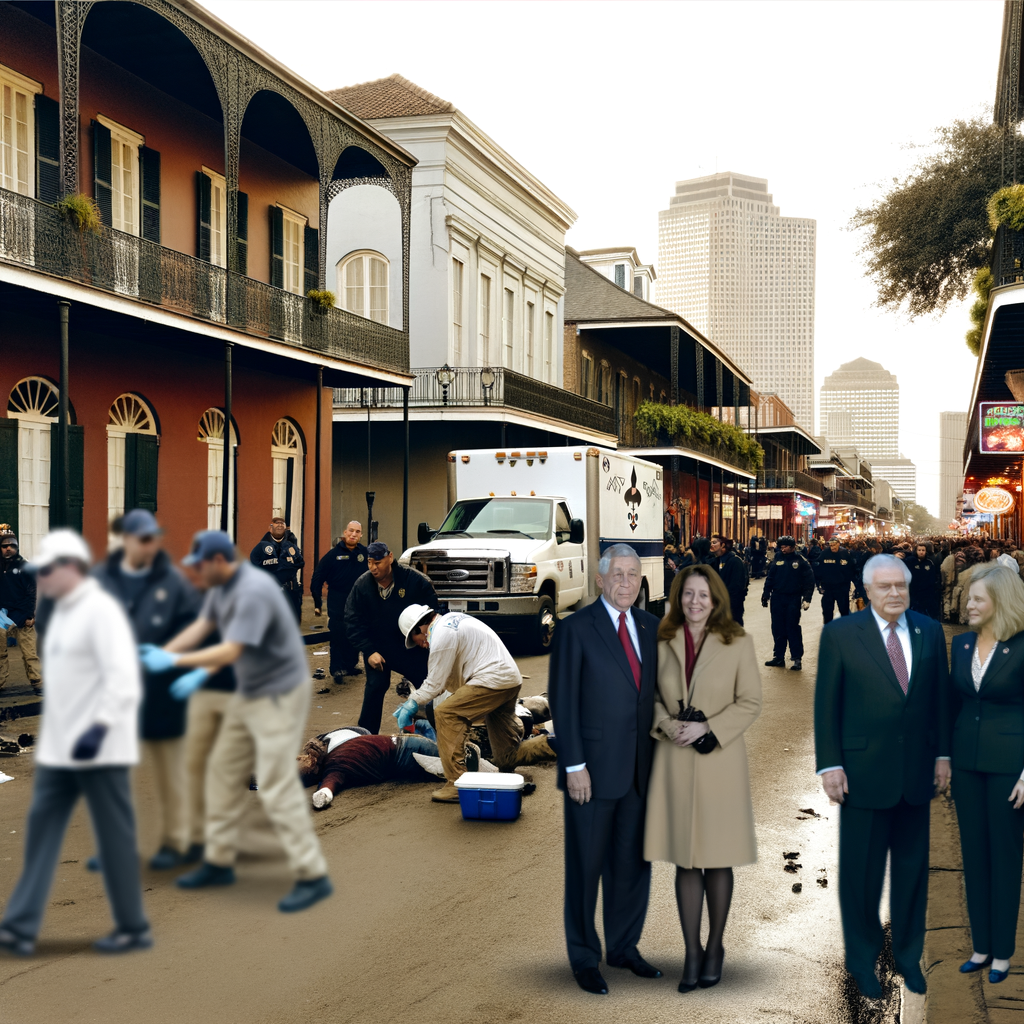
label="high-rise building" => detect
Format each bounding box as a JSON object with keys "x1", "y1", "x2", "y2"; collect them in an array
[
  {"x1": 819, "y1": 358, "x2": 899, "y2": 460},
  {"x1": 657, "y1": 172, "x2": 816, "y2": 430},
  {"x1": 939, "y1": 411, "x2": 968, "y2": 525},
  {"x1": 867, "y1": 458, "x2": 917, "y2": 504}
]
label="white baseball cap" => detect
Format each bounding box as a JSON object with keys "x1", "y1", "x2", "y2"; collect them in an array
[
  {"x1": 29, "y1": 529, "x2": 91, "y2": 570},
  {"x1": 399, "y1": 603, "x2": 437, "y2": 648}
]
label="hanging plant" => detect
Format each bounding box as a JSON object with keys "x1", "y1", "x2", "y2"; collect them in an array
[
  {"x1": 306, "y1": 288, "x2": 336, "y2": 312},
  {"x1": 55, "y1": 193, "x2": 101, "y2": 233},
  {"x1": 634, "y1": 400, "x2": 764, "y2": 470}
]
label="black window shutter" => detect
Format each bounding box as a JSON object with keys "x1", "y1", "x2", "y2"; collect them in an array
[
  {"x1": 35, "y1": 95, "x2": 60, "y2": 205},
  {"x1": 236, "y1": 191, "x2": 248, "y2": 275},
  {"x1": 196, "y1": 171, "x2": 211, "y2": 262},
  {"x1": 92, "y1": 120, "x2": 113, "y2": 227},
  {"x1": 0, "y1": 419, "x2": 19, "y2": 538},
  {"x1": 48, "y1": 424, "x2": 84, "y2": 533},
  {"x1": 140, "y1": 146, "x2": 160, "y2": 243},
  {"x1": 304, "y1": 225, "x2": 319, "y2": 294},
  {"x1": 124, "y1": 433, "x2": 159, "y2": 512},
  {"x1": 269, "y1": 206, "x2": 283, "y2": 288}
]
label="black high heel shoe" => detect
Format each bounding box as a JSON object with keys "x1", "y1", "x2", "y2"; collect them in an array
[
  {"x1": 699, "y1": 946, "x2": 724, "y2": 988},
  {"x1": 679, "y1": 949, "x2": 704, "y2": 993}
]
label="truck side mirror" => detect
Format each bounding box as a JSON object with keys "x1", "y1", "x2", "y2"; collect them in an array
[
  {"x1": 569, "y1": 518, "x2": 585, "y2": 545},
  {"x1": 417, "y1": 522, "x2": 435, "y2": 545}
]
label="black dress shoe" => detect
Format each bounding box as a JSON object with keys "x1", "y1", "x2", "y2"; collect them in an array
[
  {"x1": 851, "y1": 970, "x2": 883, "y2": 1000},
  {"x1": 764, "y1": 657, "x2": 786, "y2": 667},
  {"x1": 699, "y1": 946, "x2": 724, "y2": 988},
  {"x1": 679, "y1": 950, "x2": 703, "y2": 992},
  {"x1": 608, "y1": 954, "x2": 662, "y2": 978},
  {"x1": 789, "y1": 660, "x2": 802, "y2": 671},
  {"x1": 573, "y1": 967, "x2": 608, "y2": 995},
  {"x1": 901, "y1": 965, "x2": 926, "y2": 994}
]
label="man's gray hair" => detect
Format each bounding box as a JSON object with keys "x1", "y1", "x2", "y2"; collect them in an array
[
  {"x1": 862, "y1": 553, "x2": 911, "y2": 587},
  {"x1": 598, "y1": 543, "x2": 641, "y2": 575}
]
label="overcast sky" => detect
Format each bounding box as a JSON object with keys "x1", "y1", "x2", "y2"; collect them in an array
[{"x1": 205, "y1": 0, "x2": 1004, "y2": 516}]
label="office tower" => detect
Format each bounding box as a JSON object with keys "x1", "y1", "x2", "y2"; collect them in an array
[
  {"x1": 819, "y1": 358, "x2": 899, "y2": 460},
  {"x1": 939, "y1": 411, "x2": 968, "y2": 524},
  {"x1": 657, "y1": 172, "x2": 816, "y2": 430},
  {"x1": 868, "y1": 458, "x2": 917, "y2": 504}
]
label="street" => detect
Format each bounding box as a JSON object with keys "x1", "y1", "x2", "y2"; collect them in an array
[{"x1": 0, "y1": 600, "x2": 902, "y2": 1024}]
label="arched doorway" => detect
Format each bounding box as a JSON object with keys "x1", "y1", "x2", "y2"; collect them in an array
[
  {"x1": 198, "y1": 408, "x2": 238, "y2": 536},
  {"x1": 271, "y1": 418, "x2": 303, "y2": 546},
  {"x1": 107, "y1": 393, "x2": 159, "y2": 531},
  {"x1": 6, "y1": 377, "x2": 59, "y2": 558}
]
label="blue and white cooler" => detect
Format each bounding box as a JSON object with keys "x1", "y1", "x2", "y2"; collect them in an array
[{"x1": 454, "y1": 772, "x2": 525, "y2": 821}]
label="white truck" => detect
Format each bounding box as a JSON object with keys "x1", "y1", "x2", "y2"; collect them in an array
[{"x1": 398, "y1": 446, "x2": 665, "y2": 653}]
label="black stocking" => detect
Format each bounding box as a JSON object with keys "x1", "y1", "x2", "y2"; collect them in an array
[
  {"x1": 675, "y1": 867, "x2": 705, "y2": 982},
  {"x1": 702, "y1": 867, "x2": 734, "y2": 977}
]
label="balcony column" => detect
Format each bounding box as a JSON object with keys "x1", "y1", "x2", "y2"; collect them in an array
[
  {"x1": 669, "y1": 326, "x2": 679, "y2": 407},
  {"x1": 52, "y1": 301, "x2": 71, "y2": 527},
  {"x1": 221, "y1": 343, "x2": 233, "y2": 534},
  {"x1": 314, "y1": 366, "x2": 323, "y2": 565},
  {"x1": 220, "y1": 68, "x2": 242, "y2": 276},
  {"x1": 55, "y1": 1, "x2": 91, "y2": 198},
  {"x1": 318, "y1": 174, "x2": 329, "y2": 292},
  {"x1": 402, "y1": 386, "x2": 410, "y2": 553}
]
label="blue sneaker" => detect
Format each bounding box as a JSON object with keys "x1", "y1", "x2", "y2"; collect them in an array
[
  {"x1": 278, "y1": 876, "x2": 333, "y2": 913},
  {"x1": 0, "y1": 927, "x2": 34, "y2": 956},
  {"x1": 94, "y1": 929, "x2": 153, "y2": 953},
  {"x1": 176, "y1": 862, "x2": 236, "y2": 889}
]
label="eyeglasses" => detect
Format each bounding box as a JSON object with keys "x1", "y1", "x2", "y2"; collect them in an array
[
  {"x1": 0, "y1": 543, "x2": 16, "y2": 549},
  {"x1": 136, "y1": 535, "x2": 157, "y2": 544},
  {"x1": 38, "y1": 558, "x2": 73, "y2": 578}
]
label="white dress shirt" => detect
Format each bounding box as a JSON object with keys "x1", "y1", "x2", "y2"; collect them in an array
[{"x1": 566, "y1": 598, "x2": 642, "y2": 774}]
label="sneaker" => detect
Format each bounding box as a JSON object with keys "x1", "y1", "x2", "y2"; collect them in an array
[
  {"x1": 278, "y1": 876, "x2": 333, "y2": 913},
  {"x1": 94, "y1": 929, "x2": 153, "y2": 954},
  {"x1": 431, "y1": 781, "x2": 461, "y2": 803},
  {"x1": 176, "y1": 862, "x2": 236, "y2": 889},
  {"x1": 182, "y1": 843, "x2": 203, "y2": 865},
  {"x1": 789, "y1": 660, "x2": 802, "y2": 671},
  {"x1": 148, "y1": 845, "x2": 184, "y2": 870},
  {"x1": 764, "y1": 658, "x2": 786, "y2": 668},
  {"x1": 464, "y1": 741, "x2": 481, "y2": 774},
  {"x1": 346, "y1": 666, "x2": 363, "y2": 677},
  {"x1": 330, "y1": 671, "x2": 346, "y2": 683},
  {"x1": 0, "y1": 926, "x2": 34, "y2": 956}
]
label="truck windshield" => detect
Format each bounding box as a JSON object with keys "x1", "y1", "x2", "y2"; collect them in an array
[{"x1": 436, "y1": 498, "x2": 552, "y2": 540}]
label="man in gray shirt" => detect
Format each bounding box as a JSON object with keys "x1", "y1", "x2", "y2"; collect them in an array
[{"x1": 140, "y1": 530, "x2": 331, "y2": 913}]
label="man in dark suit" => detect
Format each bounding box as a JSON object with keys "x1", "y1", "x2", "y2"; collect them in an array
[
  {"x1": 548, "y1": 543, "x2": 661, "y2": 996},
  {"x1": 814, "y1": 553, "x2": 950, "y2": 1000}
]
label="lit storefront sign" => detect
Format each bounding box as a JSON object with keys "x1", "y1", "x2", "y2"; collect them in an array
[
  {"x1": 794, "y1": 498, "x2": 817, "y2": 518},
  {"x1": 975, "y1": 486, "x2": 1016, "y2": 515},
  {"x1": 979, "y1": 402, "x2": 1024, "y2": 453}
]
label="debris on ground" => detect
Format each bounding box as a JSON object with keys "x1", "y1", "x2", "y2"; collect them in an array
[
  {"x1": 18, "y1": 733, "x2": 33, "y2": 747},
  {"x1": 316, "y1": 687, "x2": 330, "y2": 695},
  {"x1": 817, "y1": 878, "x2": 828, "y2": 888},
  {"x1": 798, "y1": 807, "x2": 821, "y2": 818},
  {"x1": 792, "y1": 883, "x2": 802, "y2": 893},
  {"x1": 783, "y1": 851, "x2": 800, "y2": 860},
  {"x1": 0, "y1": 736, "x2": 21, "y2": 756},
  {"x1": 784, "y1": 862, "x2": 802, "y2": 873},
  {"x1": 312, "y1": 667, "x2": 326, "y2": 680}
]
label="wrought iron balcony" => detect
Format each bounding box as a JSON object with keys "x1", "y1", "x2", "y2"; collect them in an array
[
  {"x1": 334, "y1": 365, "x2": 616, "y2": 437},
  {"x1": 0, "y1": 187, "x2": 408, "y2": 375},
  {"x1": 756, "y1": 470, "x2": 824, "y2": 498},
  {"x1": 824, "y1": 485, "x2": 876, "y2": 513}
]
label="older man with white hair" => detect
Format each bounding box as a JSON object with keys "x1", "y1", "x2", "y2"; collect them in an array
[{"x1": 814, "y1": 552, "x2": 950, "y2": 1002}]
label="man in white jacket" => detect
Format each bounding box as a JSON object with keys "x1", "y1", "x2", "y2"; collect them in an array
[{"x1": 0, "y1": 531, "x2": 150, "y2": 957}]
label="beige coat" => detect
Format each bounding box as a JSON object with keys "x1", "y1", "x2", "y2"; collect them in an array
[{"x1": 644, "y1": 630, "x2": 762, "y2": 869}]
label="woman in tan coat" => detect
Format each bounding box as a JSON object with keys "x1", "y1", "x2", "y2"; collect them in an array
[{"x1": 645, "y1": 564, "x2": 762, "y2": 993}]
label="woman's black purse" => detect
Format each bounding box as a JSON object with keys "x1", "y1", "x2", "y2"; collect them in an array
[{"x1": 676, "y1": 701, "x2": 719, "y2": 754}]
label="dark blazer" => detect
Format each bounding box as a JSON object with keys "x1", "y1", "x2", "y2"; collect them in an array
[
  {"x1": 548, "y1": 598, "x2": 659, "y2": 801},
  {"x1": 950, "y1": 631, "x2": 1024, "y2": 774},
  {"x1": 814, "y1": 608, "x2": 950, "y2": 809}
]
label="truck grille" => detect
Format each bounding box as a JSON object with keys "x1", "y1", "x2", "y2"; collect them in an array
[{"x1": 412, "y1": 553, "x2": 508, "y2": 596}]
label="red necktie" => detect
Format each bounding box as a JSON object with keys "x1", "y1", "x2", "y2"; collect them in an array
[
  {"x1": 886, "y1": 622, "x2": 909, "y2": 695},
  {"x1": 618, "y1": 612, "x2": 641, "y2": 691}
]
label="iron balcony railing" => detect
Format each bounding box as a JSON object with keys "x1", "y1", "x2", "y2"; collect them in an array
[
  {"x1": 756, "y1": 470, "x2": 824, "y2": 498},
  {"x1": 0, "y1": 187, "x2": 408, "y2": 375},
  {"x1": 824, "y1": 485, "x2": 876, "y2": 513},
  {"x1": 619, "y1": 419, "x2": 758, "y2": 476},
  {"x1": 335, "y1": 365, "x2": 617, "y2": 437}
]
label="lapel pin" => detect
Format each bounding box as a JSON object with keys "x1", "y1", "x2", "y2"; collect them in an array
[
  {"x1": 964, "y1": 643, "x2": 970, "y2": 649},
  {"x1": 914, "y1": 628, "x2": 920, "y2": 634},
  {"x1": 1005, "y1": 648, "x2": 1010, "y2": 654}
]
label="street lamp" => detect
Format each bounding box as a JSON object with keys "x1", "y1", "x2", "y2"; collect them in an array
[
  {"x1": 480, "y1": 366, "x2": 496, "y2": 407},
  {"x1": 436, "y1": 363, "x2": 455, "y2": 406}
]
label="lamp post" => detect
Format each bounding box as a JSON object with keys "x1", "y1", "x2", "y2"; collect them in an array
[
  {"x1": 436, "y1": 363, "x2": 455, "y2": 407},
  {"x1": 480, "y1": 366, "x2": 496, "y2": 407}
]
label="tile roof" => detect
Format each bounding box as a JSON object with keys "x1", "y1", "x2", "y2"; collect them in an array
[
  {"x1": 326, "y1": 74, "x2": 455, "y2": 120},
  {"x1": 564, "y1": 249, "x2": 679, "y2": 323}
]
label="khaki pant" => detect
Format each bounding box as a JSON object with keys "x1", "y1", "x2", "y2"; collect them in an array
[
  {"x1": 205, "y1": 681, "x2": 328, "y2": 880},
  {"x1": 435, "y1": 683, "x2": 522, "y2": 781},
  {"x1": 185, "y1": 689, "x2": 233, "y2": 847},
  {"x1": 142, "y1": 737, "x2": 189, "y2": 854},
  {"x1": 0, "y1": 625, "x2": 41, "y2": 688}
]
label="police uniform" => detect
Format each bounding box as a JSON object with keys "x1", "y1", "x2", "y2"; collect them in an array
[
  {"x1": 714, "y1": 548, "x2": 749, "y2": 626},
  {"x1": 908, "y1": 553, "x2": 942, "y2": 620},
  {"x1": 762, "y1": 543, "x2": 815, "y2": 664},
  {"x1": 815, "y1": 547, "x2": 853, "y2": 623},
  {"x1": 249, "y1": 530, "x2": 305, "y2": 623},
  {"x1": 310, "y1": 541, "x2": 369, "y2": 676}
]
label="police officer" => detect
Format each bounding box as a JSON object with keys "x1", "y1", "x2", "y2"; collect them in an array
[
  {"x1": 815, "y1": 538, "x2": 853, "y2": 623},
  {"x1": 748, "y1": 534, "x2": 768, "y2": 579},
  {"x1": 311, "y1": 521, "x2": 368, "y2": 681},
  {"x1": 907, "y1": 541, "x2": 942, "y2": 620},
  {"x1": 711, "y1": 534, "x2": 749, "y2": 625},
  {"x1": 250, "y1": 517, "x2": 305, "y2": 623},
  {"x1": 345, "y1": 542, "x2": 439, "y2": 734},
  {"x1": 761, "y1": 535, "x2": 815, "y2": 671},
  {"x1": 0, "y1": 527, "x2": 41, "y2": 695}
]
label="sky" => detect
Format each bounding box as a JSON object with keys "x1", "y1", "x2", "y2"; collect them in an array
[{"x1": 205, "y1": 0, "x2": 1005, "y2": 516}]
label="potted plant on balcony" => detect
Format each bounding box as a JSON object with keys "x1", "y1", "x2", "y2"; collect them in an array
[
  {"x1": 306, "y1": 288, "x2": 336, "y2": 315},
  {"x1": 55, "y1": 194, "x2": 101, "y2": 233}
]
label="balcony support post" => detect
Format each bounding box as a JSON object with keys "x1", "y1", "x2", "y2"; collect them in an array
[
  {"x1": 670, "y1": 326, "x2": 679, "y2": 407},
  {"x1": 54, "y1": 301, "x2": 71, "y2": 528},
  {"x1": 55, "y1": 2, "x2": 90, "y2": 199},
  {"x1": 402, "y1": 386, "x2": 409, "y2": 553},
  {"x1": 314, "y1": 365, "x2": 322, "y2": 566},
  {"x1": 221, "y1": 342, "x2": 233, "y2": 535}
]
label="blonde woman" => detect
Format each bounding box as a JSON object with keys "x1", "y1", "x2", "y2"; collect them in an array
[
  {"x1": 645, "y1": 564, "x2": 762, "y2": 993},
  {"x1": 951, "y1": 562, "x2": 1024, "y2": 984}
]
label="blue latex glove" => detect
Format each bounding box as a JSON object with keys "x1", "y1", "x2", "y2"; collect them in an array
[
  {"x1": 170, "y1": 667, "x2": 210, "y2": 701},
  {"x1": 392, "y1": 697, "x2": 419, "y2": 731},
  {"x1": 0, "y1": 608, "x2": 14, "y2": 630},
  {"x1": 139, "y1": 643, "x2": 179, "y2": 674},
  {"x1": 72, "y1": 722, "x2": 108, "y2": 761}
]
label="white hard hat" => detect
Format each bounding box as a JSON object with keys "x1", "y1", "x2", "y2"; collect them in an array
[
  {"x1": 399, "y1": 603, "x2": 437, "y2": 648},
  {"x1": 29, "y1": 528, "x2": 91, "y2": 570}
]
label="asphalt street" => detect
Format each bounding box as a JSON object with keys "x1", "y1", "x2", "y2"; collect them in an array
[{"x1": 0, "y1": 598, "x2": 904, "y2": 1024}]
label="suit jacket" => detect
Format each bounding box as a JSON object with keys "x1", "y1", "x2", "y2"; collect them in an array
[
  {"x1": 950, "y1": 630, "x2": 1024, "y2": 775},
  {"x1": 814, "y1": 608, "x2": 950, "y2": 809},
  {"x1": 548, "y1": 598, "x2": 659, "y2": 801}
]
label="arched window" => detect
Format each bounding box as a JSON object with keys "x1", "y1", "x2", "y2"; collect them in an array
[
  {"x1": 198, "y1": 408, "x2": 238, "y2": 536},
  {"x1": 107, "y1": 393, "x2": 158, "y2": 527},
  {"x1": 337, "y1": 251, "x2": 388, "y2": 325},
  {"x1": 271, "y1": 418, "x2": 304, "y2": 547}
]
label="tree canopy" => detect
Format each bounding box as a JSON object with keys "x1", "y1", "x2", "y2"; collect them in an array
[
  {"x1": 850, "y1": 118, "x2": 1009, "y2": 318},
  {"x1": 902, "y1": 502, "x2": 940, "y2": 534}
]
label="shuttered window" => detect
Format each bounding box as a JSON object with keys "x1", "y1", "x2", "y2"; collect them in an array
[
  {"x1": 95, "y1": 115, "x2": 144, "y2": 235},
  {"x1": 35, "y1": 94, "x2": 59, "y2": 204},
  {"x1": 197, "y1": 168, "x2": 226, "y2": 267},
  {"x1": 0, "y1": 64, "x2": 41, "y2": 197}
]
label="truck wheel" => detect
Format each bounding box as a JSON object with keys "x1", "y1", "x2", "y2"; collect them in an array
[
  {"x1": 532, "y1": 596, "x2": 557, "y2": 654},
  {"x1": 634, "y1": 581, "x2": 649, "y2": 612}
]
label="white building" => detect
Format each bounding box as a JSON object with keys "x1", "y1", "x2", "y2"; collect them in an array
[
  {"x1": 819, "y1": 357, "x2": 900, "y2": 460},
  {"x1": 939, "y1": 411, "x2": 968, "y2": 524},
  {"x1": 868, "y1": 458, "x2": 917, "y2": 505},
  {"x1": 577, "y1": 247, "x2": 656, "y2": 303},
  {"x1": 656, "y1": 172, "x2": 816, "y2": 430}
]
